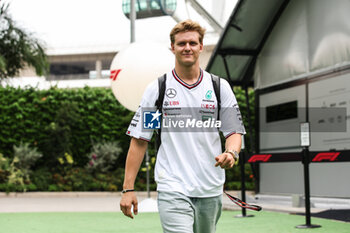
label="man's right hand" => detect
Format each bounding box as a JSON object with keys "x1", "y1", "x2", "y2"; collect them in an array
[{"x1": 120, "y1": 192, "x2": 138, "y2": 219}]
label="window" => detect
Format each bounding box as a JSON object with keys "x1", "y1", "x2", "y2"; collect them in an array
[
  {"x1": 266, "y1": 101, "x2": 298, "y2": 123},
  {"x1": 122, "y1": 0, "x2": 176, "y2": 19}
]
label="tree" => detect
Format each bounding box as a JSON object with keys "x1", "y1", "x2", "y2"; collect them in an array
[{"x1": 0, "y1": 3, "x2": 49, "y2": 80}]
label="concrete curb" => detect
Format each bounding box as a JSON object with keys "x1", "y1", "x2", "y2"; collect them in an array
[{"x1": 0, "y1": 191, "x2": 158, "y2": 198}]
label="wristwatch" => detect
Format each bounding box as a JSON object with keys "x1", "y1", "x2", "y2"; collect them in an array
[{"x1": 224, "y1": 149, "x2": 239, "y2": 165}]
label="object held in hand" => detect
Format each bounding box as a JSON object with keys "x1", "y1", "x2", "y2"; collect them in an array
[{"x1": 224, "y1": 191, "x2": 262, "y2": 211}]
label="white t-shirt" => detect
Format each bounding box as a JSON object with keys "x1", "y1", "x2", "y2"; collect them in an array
[{"x1": 126, "y1": 69, "x2": 246, "y2": 197}]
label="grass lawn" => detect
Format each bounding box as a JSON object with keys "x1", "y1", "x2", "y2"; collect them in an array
[{"x1": 0, "y1": 211, "x2": 349, "y2": 233}]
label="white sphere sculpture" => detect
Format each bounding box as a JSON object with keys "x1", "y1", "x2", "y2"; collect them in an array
[{"x1": 110, "y1": 42, "x2": 174, "y2": 111}]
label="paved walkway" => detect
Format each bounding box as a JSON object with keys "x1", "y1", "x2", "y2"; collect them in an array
[
  {"x1": 0, "y1": 192, "x2": 155, "y2": 213},
  {"x1": 1, "y1": 191, "x2": 349, "y2": 214}
]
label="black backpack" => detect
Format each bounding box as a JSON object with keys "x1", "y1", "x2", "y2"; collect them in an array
[{"x1": 154, "y1": 73, "x2": 221, "y2": 149}]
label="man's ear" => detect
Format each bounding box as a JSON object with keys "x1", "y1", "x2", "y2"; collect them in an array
[
  {"x1": 199, "y1": 43, "x2": 203, "y2": 53},
  {"x1": 171, "y1": 43, "x2": 175, "y2": 54}
]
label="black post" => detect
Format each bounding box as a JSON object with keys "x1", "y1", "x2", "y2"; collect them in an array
[
  {"x1": 241, "y1": 151, "x2": 247, "y2": 216},
  {"x1": 296, "y1": 147, "x2": 321, "y2": 229},
  {"x1": 235, "y1": 86, "x2": 255, "y2": 218},
  {"x1": 304, "y1": 147, "x2": 311, "y2": 226},
  {"x1": 235, "y1": 150, "x2": 254, "y2": 218},
  {"x1": 296, "y1": 84, "x2": 320, "y2": 229},
  {"x1": 146, "y1": 150, "x2": 150, "y2": 198}
]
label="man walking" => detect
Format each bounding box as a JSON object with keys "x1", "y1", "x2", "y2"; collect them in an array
[{"x1": 120, "y1": 19, "x2": 245, "y2": 233}]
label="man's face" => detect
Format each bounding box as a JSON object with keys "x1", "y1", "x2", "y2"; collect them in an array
[{"x1": 171, "y1": 31, "x2": 203, "y2": 67}]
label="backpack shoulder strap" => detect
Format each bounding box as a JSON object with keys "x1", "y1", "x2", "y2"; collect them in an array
[
  {"x1": 155, "y1": 73, "x2": 166, "y2": 150},
  {"x1": 210, "y1": 73, "x2": 221, "y2": 121},
  {"x1": 155, "y1": 73, "x2": 167, "y2": 111}
]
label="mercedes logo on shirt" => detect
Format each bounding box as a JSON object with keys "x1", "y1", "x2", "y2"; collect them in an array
[{"x1": 166, "y1": 88, "x2": 177, "y2": 98}]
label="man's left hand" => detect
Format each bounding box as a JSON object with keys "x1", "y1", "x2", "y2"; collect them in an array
[{"x1": 215, "y1": 153, "x2": 235, "y2": 169}]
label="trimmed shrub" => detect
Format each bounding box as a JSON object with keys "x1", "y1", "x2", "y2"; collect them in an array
[
  {"x1": 0, "y1": 86, "x2": 133, "y2": 168},
  {"x1": 86, "y1": 141, "x2": 122, "y2": 173}
]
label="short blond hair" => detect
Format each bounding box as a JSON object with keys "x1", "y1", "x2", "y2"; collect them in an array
[{"x1": 170, "y1": 19, "x2": 206, "y2": 44}]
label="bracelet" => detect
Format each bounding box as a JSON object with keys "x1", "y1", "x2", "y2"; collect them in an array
[
  {"x1": 224, "y1": 149, "x2": 239, "y2": 165},
  {"x1": 121, "y1": 189, "x2": 135, "y2": 194}
]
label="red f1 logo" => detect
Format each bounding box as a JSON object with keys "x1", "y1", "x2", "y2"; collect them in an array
[
  {"x1": 110, "y1": 69, "x2": 122, "y2": 81},
  {"x1": 312, "y1": 152, "x2": 340, "y2": 162},
  {"x1": 248, "y1": 154, "x2": 272, "y2": 163}
]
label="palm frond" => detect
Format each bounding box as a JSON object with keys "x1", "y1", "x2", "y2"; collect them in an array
[{"x1": 0, "y1": 2, "x2": 49, "y2": 80}]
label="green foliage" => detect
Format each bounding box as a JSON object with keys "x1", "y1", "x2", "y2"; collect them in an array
[
  {"x1": 0, "y1": 3, "x2": 49, "y2": 79},
  {"x1": 233, "y1": 87, "x2": 255, "y2": 153},
  {"x1": 224, "y1": 181, "x2": 255, "y2": 190},
  {"x1": 0, "y1": 84, "x2": 256, "y2": 192},
  {"x1": 0, "y1": 86, "x2": 133, "y2": 168},
  {"x1": 0, "y1": 55, "x2": 5, "y2": 74},
  {"x1": 225, "y1": 164, "x2": 255, "y2": 190},
  {"x1": 0, "y1": 153, "x2": 10, "y2": 183},
  {"x1": 86, "y1": 141, "x2": 122, "y2": 173},
  {"x1": 30, "y1": 167, "x2": 125, "y2": 192},
  {"x1": 13, "y1": 142, "x2": 42, "y2": 171},
  {"x1": 7, "y1": 156, "x2": 27, "y2": 189},
  {"x1": 30, "y1": 168, "x2": 52, "y2": 190},
  {"x1": 0, "y1": 165, "x2": 146, "y2": 192},
  {"x1": 40, "y1": 101, "x2": 79, "y2": 167},
  {"x1": 0, "y1": 183, "x2": 35, "y2": 193},
  {"x1": 0, "y1": 143, "x2": 42, "y2": 192}
]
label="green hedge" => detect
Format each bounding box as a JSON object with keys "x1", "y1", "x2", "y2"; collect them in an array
[
  {"x1": 233, "y1": 87, "x2": 255, "y2": 153},
  {"x1": 0, "y1": 85, "x2": 255, "y2": 192},
  {"x1": 0, "y1": 86, "x2": 133, "y2": 167},
  {"x1": 0, "y1": 85, "x2": 254, "y2": 162}
]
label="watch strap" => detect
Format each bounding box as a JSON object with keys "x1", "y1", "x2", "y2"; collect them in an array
[
  {"x1": 121, "y1": 189, "x2": 135, "y2": 194},
  {"x1": 224, "y1": 149, "x2": 239, "y2": 165}
]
